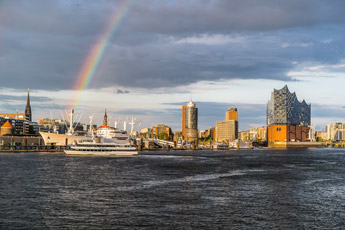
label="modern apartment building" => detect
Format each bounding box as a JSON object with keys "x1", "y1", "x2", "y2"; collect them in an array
[
  {"x1": 152, "y1": 124, "x2": 172, "y2": 139},
  {"x1": 199, "y1": 127, "x2": 216, "y2": 140},
  {"x1": 326, "y1": 123, "x2": 345, "y2": 141}
]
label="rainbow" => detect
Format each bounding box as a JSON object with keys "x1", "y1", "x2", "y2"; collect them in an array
[{"x1": 71, "y1": 0, "x2": 133, "y2": 110}]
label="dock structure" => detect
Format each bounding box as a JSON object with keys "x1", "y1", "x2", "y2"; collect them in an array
[{"x1": 268, "y1": 141, "x2": 325, "y2": 148}]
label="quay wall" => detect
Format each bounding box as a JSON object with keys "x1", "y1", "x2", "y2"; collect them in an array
[{"x1": 268, "y1": 141, "x2": 325, "y2": 148}]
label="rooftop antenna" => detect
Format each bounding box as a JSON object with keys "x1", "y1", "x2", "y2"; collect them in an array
[{"x1": 129, "y1": 116, "x2": 135, "y2": 136}]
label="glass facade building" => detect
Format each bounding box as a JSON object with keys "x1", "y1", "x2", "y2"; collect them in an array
[
  {"x1": 183, "y1": 100, "x2": 198, "y2": 142},
  {"x1": 267, "y1": 85, "x2": 311, "y2": 126}
]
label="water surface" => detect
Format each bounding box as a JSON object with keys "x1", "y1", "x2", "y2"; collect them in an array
[{"x1": 0, "y1": 149, "x2": 344, "y2": 229}]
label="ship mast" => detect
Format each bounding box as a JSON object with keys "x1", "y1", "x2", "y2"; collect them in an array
[
  {"x1": 67, "y1": 109, "x2": 74, "y2": 135},
  {"x1": 89, "y1": 115, "x2": 94, "y2": 136}
]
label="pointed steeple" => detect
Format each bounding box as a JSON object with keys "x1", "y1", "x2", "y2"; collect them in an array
[
  {"x1": 25, "y1": 88, "x2": 32, "y2": 122},
  {"x1": 103, "y1": 108, "x2": 108, "y2": 126}
]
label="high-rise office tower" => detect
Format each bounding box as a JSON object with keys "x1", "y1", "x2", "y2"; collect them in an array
[
  {"x1": 216, "y1": 108, "x2": 238, "y2": 143},
  {"x1": 182, "y1": 100, "x2": 198, "y2": 142},
  {"x1": 226, "y1": 108, "x2": 238, "y2": 121}
]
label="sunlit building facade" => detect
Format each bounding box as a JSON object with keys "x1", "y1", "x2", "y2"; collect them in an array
[
  {"x1": 216, "y1": 108, "x2": 238, "y2": 143},
  {"x1": 326, "y1": 123, "x2": 345, "y2": 141},
  {"x1": 267, "y1": 85, "x2": 311, "y2": 143},
  {"x1": 182, "y1": 100, "x2": 198, "y2": 142}
]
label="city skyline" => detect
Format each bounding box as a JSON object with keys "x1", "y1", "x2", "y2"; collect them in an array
[{"x1": 1, "y1": 0, "x2": 345, "y2": 131}]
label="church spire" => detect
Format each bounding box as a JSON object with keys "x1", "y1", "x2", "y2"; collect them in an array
[
  {"x1": 103, "y1": 108, "x2": 108, "y2": 126},
  {"x1": 25, "y1": 88, "x2": 32, "y2": 122}
]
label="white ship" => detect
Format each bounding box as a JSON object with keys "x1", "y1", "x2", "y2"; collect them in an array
[
  {"x1": 40, "y1": 109, "x2": 138, "y2": 156},
  {"x1": 64, "y1": 137, "x2": 138, "y2": 156},
  {"x1": 40, "y1": 109, "x2": 85, "y2": 146}
]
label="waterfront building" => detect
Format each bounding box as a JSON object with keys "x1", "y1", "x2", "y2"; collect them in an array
[
  {"x1": 267, "y1": 85, "x2": 311, "y2": 126},
  {"x1": 25, "y1": 89, "x2": 32, "y2": 122},
  {"x1": 0, "y1": 112, "x2": 26, "y2": 120},
  {"x1": 267, "y1": 86, "x2": 311, "y2": 143},
  {"x1": 326, "y1": 123, "x2": 345, "y2": 141},
  {"x1": 140, "y1": 128, "x2": 152, "y2": 138},
  {"x1": 0, "y1": 135, "x2": 43, "y2": 146},
  {"x1": 39, "y1": 118, "x2": 67, "y2": 134},
  {"x1": 315, "y1": 131, "x2": 328, "y2": 141},
  {"x1": 141, "y1": 128, "x2": 152, "y2": 134},
  {"x1": 199, "y1": 127, "x2": 216, "y2": 140},
  {"x1": 257, "y1": 127, "x2": 267, "y2": 141},
  {"x1": 152, "y1": 124, "x2": 172, "y2": 140},
  {"x1": 216, "y1": 108, "x2": 238, "y2": 143},
  {"x1": 242, "y1": 127, "x2": 268, "y2": 141},
  {"x1": 267, "y1": 125, "x2": 310, "y2": 142},
  {"x1": 216, "y1": 120, "x2": 238, "y2": 143},
  {"x1": 249, "y1": 128, "x2": 258, "y2": 141},
  {"x1": 182, "y1": 100, "x2": 198, "y2": 142},
  {"x1": 0, "y1": 117, "x2": 27, "y2": 135},
  {"x1": 29, "y1": 122, "x2": 40, "y2": 135},
  {"x1": 239, "y1": 130, "x2": 250, "y2": 141},
  {"x1": 0, "y1": 120, "x2": 13, "y2": 136}
]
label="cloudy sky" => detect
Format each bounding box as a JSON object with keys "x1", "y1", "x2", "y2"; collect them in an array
[{"x1": 1, "y1": 0, "x2": 345, "y2": 131}]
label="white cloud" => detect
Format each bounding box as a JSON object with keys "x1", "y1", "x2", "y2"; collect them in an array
[
  {"x1": 171, "y1": 34, "x2": 247, "y2": 45},
  {"x1": 321, "y1": 39, "x2": 333, "y2": 44},
  {"x1": 281, "y1": 42, "x2": 313, "y2": 48},
  {"x1": 307, "y1": 62, "x2": 345, "y2": 71}
]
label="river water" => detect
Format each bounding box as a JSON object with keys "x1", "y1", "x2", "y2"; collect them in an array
[{"x1": 0, "y1": 149, "x2": 344, "y2": 229}]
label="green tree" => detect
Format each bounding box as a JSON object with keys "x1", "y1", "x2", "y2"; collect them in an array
[{"x1": 159, "y1": 132, "x2": 169, "y2": 140}]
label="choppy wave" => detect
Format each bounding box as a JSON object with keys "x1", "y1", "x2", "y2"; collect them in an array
[{"x1": 116, "y1": 170, "x2": 245, "y2": 191}]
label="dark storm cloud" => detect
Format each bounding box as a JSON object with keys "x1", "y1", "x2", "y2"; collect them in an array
[
  {"x1": 1, "y1": 0, "x2": 345, "y2": 91},
  {"x1": 126, "y1": 0, "x2": 345, "y2": 34}
]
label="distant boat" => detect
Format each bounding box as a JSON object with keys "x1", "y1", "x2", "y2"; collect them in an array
[{"x1": 64, "y1": 137, "x2": 138, "y2": 156}]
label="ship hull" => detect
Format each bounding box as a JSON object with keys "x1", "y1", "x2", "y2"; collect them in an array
[
  {"x1": 39, "y1": 132, "x2": 85, "y2": 146},
  {"x1": 64, "y1": 150, "x2": 138, "y2": 156}
]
